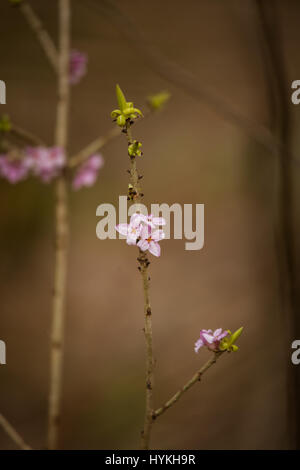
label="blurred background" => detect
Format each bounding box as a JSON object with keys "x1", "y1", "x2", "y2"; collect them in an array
[{"x1": 1, "y1": 0, "x2": 300, "y2": 449}]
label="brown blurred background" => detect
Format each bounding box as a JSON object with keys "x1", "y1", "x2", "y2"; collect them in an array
[{"x1": 1, "y1": 0, "x2": 300, "y2": 449}]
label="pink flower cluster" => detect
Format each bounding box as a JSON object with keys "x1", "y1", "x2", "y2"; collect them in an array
[
  {"x1": 25, "y1": 146, "x2": 66, "y2": 182},
  {"x1": 0, "y1": 156, "x2": 29, "y2": 183},
  {"x1": 194, "y1": 328, "x2": 228, "y2": 353},
  {"x1": 72, "y1": 154, "x2": 104, "y2": 190},
  {"x1": 0, "y1": 148, "x2": 104, "y2": 189},
  {"x1": 69, "y1": 50, "x2": 87, "y2": 85},
  {"x1": 116, "y1": 213, "x2": 166, "y2": 257},
  {"x1": 0, "y1": 147, "x2": 65, "y2": 184}
]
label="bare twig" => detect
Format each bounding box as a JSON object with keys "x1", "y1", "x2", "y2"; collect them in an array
[
  {"x1": 153, "y1": 352, "x2": 222, "y2": 419},
  {"x1": 20, "y1": 1, "x2": 58, "y2": 72},
  {"x1": 0, "y1": 414, "x2": 32, "y2": 450},
  {"x1": 140, "y1": 260, "x2": 154, "y2": 450},
  {"x1": 68, "y1": 126, "x2": 119, "y2": 168},
  {"x1": 47, "y1": 0, "x2": 70, "y2": 451},
  {"x1": 10, "y1": 123, "x2": 45, "y2": 146}
]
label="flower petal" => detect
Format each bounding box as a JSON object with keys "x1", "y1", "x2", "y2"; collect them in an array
[
  {"x1": 130, "y1": 213, "x2": 146, "y2": 227},
  {"x1": 148, "y1": 241, "x2": 161, "y2": 257},
  {"x1": 137, "y1": 239, "x2": 149, "y2": 251},
  {"x1": 151, "y1": 229, "x2": 165, "y2": 242},
  {"x1": 194, "y1": 339, "x2": 203, "y2": 353},
  {"x1": 126, "y1": 236, "x2": 137, "y2": 246},
  {"x1": 218, "y1": 330, "x2": 229, "y2": 340},
  {"x1": 139, "y1": 224, "x2": 151, "y2": 240},
  {"x1": 202, "y1": 333, "x2": 214, "y2": 344},
  {"x1": 214, "y1": 328, "x2": 222, "y2": 338},
  {"x1": 152, "y1": 216, "x2": 166, "y2": 226},
  {"x1": 116, "y1": 223, "x2": 128, "y2": 236}
]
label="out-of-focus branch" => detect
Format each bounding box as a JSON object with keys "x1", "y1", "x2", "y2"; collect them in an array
[
  {"x1": 10, "y1": 123, "x2": 45, "y2": 146},
  {"x1": 47, "y1": 0, "x2": 70, "y2": 451},
  {"x1": 0, "y1": 414, "x2": 32, "y2": 450},
  {"x1": 253, "y1": 0, "x2": 299, "y2": 448},
  {"x1": 68, "y1": 126, "x2": 119, "y2": 168},
  {"x1": 153, "y1": 352, "x2": 222, "y2": 420},
  {"x1": 19, "y1": 1, "x2": 58, "y2": 72}
]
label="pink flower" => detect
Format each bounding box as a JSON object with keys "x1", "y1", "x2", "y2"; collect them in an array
[
  {"x1": 116, "y1": 213, "x2": 143, "y2": 245},
  {"x1": 69, "y1": 50, "x2": 87, "y2": 85},
  {"x1": 72, "y1": 154, "x2": 104, "y2": 190},
  {"x1": 25, "y1": 146, "x2": 65, "y2": 182},
  {"x1": 0, "y1": 154, "x2": 29, "y2": 183},
  {"x1": 142, "y1": 214, "x2": 166, "y2": 228},
  {"x1": 194, "y1": 328, "x2": 229, "y2": 353},
  {"x1": 137, "y1": 224, "x2": 165, "y2": 257},
  {"x1": 116, "y1": 212, "x2": 166, "y2": 256}
]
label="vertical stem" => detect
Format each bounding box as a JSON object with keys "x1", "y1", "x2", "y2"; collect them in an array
[
  {"x1": 140, "y1": 260, "x2": 154, "y2": 450},
  {"x1": 47, "y1": 0, "x2": 70, "y2": 450},
  {"x1": 253, "y1": 0, "x2": 298, "y2": 447},
  {"x1": 125, "y1": 124, "x2": 154, "y2": 449}
]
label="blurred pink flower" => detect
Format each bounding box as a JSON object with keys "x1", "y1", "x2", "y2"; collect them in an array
[
  {"x1": 25, "y1": 146, "x2": 65, "y2": 182},
  {"x1": 137, "y1": 224, "x2": 165, "y2": 257},
  {"x1": 194, "y1": 328, "x2": 228, "y2": 353},
  {"x1": 69, "y1": 50, "x2": 87, "y2": 85},
  {"x1": 0, "y1": 154, "x2": 29, "y2": 183},
  {"x1": 72, "y1": 154, "x2": 104, "y2": 190}
]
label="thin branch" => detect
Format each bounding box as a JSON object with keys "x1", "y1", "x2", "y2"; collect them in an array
[
  {"x1": 153, "y1": 352, "x2": 222, "y2": 419},
  {"x1": 19, "y1": 1, "x2": 58, "y2": 72},
  {"x1": 0, "y1": 414, "x2": 32, "y2": 450},
  {"x1": 253, "y1": 0, "x2": 299, "y2": 448},
  {"x1": 10, "y1": 123, "x2": 45, "y2": 146},
  {"x1": 47, "y1": 0, "x2": 70, "y2": 451},
  {"x1": 68, "y1": 126, "x2": 119, "y2": 168},
  {"x1": 140, "y1": 260, "x2": 154, "y2": 450}
]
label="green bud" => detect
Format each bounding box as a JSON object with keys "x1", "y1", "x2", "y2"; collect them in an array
[
  {"x1": 220, "y1": 327, "x2": 243, "y2": 352},
  {"x1": 147, "y1": 91, "x2": 171, "y2": 111},
  {"x1": 117, "y1": 114, "x2": 126, "y2": 127},
  {"x1": 128, "y1": 140, "x2": 142, "y2": 157},
  {"x1": 112, "y1": 85, "x2": 143, "y2": 127},
  {"x1": 0, "y1": 114, "x2": 11, "y2": 132}
]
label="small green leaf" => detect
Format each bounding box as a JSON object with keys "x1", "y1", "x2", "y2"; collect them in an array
[
  {"x1": 220, "y1": 327, "x2": 243, "y2": 352},
  {"x1": 148, "y1": 91, "x2": 171, "y2": 110},
  {"x1": 116, "y1": 84, "x2": 127, "y2": 113},
  {"x1": 230, "y1": 327, "x2": 243, "y2": 345},
  {"x1": 111, "y1": 109, "x2": 121, "y2": 118}
]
